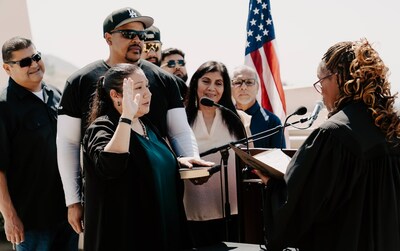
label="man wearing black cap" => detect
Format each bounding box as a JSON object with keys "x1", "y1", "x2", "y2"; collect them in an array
[
  {"x1": 56, "y1": 7, "x2": 204, "y2": 249},
  {"x1": 141, "y1": 25, "x2": 162, "y2": 66}
]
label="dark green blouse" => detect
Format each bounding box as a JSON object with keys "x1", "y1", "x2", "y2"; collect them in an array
[{"x1": 82, "y1": 109, "x2": 190, "y2": 251}]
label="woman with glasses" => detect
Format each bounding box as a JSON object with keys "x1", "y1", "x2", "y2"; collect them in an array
[{"x1": 254, "y1": 38, "x2": 400, "y2": 250}]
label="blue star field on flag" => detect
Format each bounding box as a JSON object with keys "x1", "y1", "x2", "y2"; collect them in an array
[{"x1": 245, "y1": 0, "x2": 276, "y2": 55}]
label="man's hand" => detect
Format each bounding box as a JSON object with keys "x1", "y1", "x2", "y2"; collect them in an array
[
  {"x1": 4, "y1": 214, "x2": 24, "y2": 246},
  {"x1": 68, "y1": 203, "x2": 84, "y2": 234}
]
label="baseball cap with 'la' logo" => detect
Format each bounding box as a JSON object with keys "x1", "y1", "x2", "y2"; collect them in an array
[{"x1": 103, "y1": 7, "x2": 154, "y2": 36}]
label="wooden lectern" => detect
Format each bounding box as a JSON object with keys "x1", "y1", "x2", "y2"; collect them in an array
[{"x1": 235, "y1": 147, "x2": 296, "y2": 244}]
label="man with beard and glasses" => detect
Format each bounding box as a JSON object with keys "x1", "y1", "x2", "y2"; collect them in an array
[
  {"x1": 56, "y1": 7, "x2": 208, "y2": 238},
  {"x1": 161, "y1": 47, "x2": 189, "y2": 99}
]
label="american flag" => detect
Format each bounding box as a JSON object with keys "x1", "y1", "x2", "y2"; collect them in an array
[{"x1": 245, "y1": 0, "x2": 286, "y2": 122}]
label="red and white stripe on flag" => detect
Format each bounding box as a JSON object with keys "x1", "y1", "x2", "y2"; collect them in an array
[{"x1": 244, "y1": 0, "x2": 286, "y2": 123}]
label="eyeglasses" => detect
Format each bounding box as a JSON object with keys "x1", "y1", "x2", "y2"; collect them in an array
[
  {"x1": 143, "y1": 42, "x2": 161, "y2": 53},
  {"x1": 109, "y1": 29, "x2": 147, "y2": 40},
  {"x1": 161, "y1": 59, "x2": 186, "y2": 68},
  {"x1": 231, "y1": 78, "x2": 256, "y2": 88},
  {"x1": 4, "y1": 52, "x2": 42, "y2": 68},
  {"x1": 313, "y1": 74, "x2": 334, "y2": 93}
]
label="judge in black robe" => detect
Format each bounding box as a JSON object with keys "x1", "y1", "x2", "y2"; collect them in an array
[{"x1": 260, "y1": 39, "x2": 400, "y2": 250}]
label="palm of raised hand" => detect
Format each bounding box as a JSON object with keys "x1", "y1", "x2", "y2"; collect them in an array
[{"x1": 122, "y1": 77, "x2": 141, "y2": 118}]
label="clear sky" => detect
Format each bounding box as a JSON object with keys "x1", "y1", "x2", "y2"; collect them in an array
[{"x1": 27, "y1": 0, "x2": 400, "y2": 94}]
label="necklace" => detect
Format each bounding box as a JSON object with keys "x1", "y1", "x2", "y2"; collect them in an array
[{"x1": 138, "y1": 119, "x2": 149, "y2": 140}]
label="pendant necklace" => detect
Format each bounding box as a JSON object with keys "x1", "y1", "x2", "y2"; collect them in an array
[{"x1": 138, "y1": 119, "x2": 149, "y2": 140}]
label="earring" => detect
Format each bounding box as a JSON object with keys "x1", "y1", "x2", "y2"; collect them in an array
[{"x1": 117, "y1": 101, "x2": 121, "y2": 107}]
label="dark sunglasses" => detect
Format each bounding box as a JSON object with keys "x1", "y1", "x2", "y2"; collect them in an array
[
  {"x1": 109, "y1": 29, "x2": 147, "y2": 40},
  {"x1": 143, "y1": 42, "x2": 161, "y2": 53},
  {"x1": 161, "y1": 59, "x2": 185, "y2": 68},
  {"x1": 5, "y1": 52, "x2": 42, "y2": 68}
]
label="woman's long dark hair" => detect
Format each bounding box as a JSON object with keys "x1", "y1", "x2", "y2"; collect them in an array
[
  {"x1": 87, "y1": 63, "x2": 141, "y2": 125},
  {"x1": 185, "y1": 61, "x2": 245, "y2": 140},
  {"x1": 323, "y1": 38, "x2": 400, "y2": 142}
]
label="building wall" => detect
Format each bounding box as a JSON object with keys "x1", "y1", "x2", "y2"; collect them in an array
[
  {"x1": 284, "y1": 85, "x2": 328, "y2": 149},
  {"x1": 0, "y1": 0, "x2": 32, "y2": 89}
]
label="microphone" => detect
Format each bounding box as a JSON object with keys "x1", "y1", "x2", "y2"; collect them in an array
[
  {"x1": 283, "y1": 106, "x2": 308, "y2": 127},
  {"x1": 308, "y1": 101, "x2": 324, "y2": 127},
  {"x1": 292, "y1": 106, "x2": 307, "y2": 116},
  {"x1": 281, "y1": 106, "x2": 308, "y2": 149},
  {"x1": 199, "y1": 97, "x2": 249, "y2": 154},
  {"x1": 200, "y1": 97, "x2": 222, "y2": 108}
]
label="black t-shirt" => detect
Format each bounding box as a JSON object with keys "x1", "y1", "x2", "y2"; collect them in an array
[
  {"x1": 58, "y1": 59, "x2": 184, "y2": 139},
  {"x1": 0, "y1": 79, "x2": 67, "y2": 230}
]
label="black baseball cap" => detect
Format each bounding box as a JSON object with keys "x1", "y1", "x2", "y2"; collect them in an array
[
  {"x1": 144, "y1": 25, "x2": 161, "y2": 42},
  {"x1": 103, "y1": 7, "x2": 154, "y2": 36}
]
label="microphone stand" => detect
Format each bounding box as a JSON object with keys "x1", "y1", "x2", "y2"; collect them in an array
[
  {"x1": 199, "y1": 97, "x2": 249, "y2": 242},
  {"x1": 219, "y1": 148, "x2": 231, "y2": 241},
  {"x1": 199, "y1": 99, "x2": 311, "y2": 242},
  {"x1": 200, "y1": 115, "x2": 310, "y2": 242},
  {"x1": 200, "y1": 117, "x2": 308, "y2": 158}
]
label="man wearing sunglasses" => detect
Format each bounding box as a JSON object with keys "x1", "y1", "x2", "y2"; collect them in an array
[
  {"x1": 0, "y1": 37, "x2": 78, "y2": 250},
  {"x1": 231, "y1": 65, "x2": 285, "y2": 149},
  {"x1": 56, "y1": 7, "x2": 205, "y2": 240},
  {"x1": 141, "y1": 27, "x2": 188, "y2": 101},
  {"x1": 161, "y1": 47, "x2": 189, "y2": 99},
  {"x1": 141, "y1": 25, "x2": 163, "y2": 66}
]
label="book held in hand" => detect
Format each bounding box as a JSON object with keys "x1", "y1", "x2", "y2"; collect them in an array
[
  {"x1": 230, "y1": 144, "x2": 292, "y2": 179},
  {"x1": 179, "y1": 164, "x2": 221, "y2": 179}
]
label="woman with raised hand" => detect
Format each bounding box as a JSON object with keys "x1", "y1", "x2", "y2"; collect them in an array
[{"x1": 82, "y1": 63, "x2": 210, "y2": 251}]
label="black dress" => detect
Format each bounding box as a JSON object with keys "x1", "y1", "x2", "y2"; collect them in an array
[
  {"x1": 82, "y1": 109, "x2": 190, "y2": 251},
  {"x1": 264, "y1": 102, "x2": 400, "y2": 250}
]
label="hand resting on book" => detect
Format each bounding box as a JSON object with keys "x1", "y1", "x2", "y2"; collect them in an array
[
  {"x1": 179, "y1": 164, "x2": 221, "y2": 185},
  {"x1": 177, "y1": 156, "x2": 215, "y2": 169}
]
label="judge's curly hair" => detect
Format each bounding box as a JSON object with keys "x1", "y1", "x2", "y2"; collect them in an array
[{"x1": 322, "y1": 38, "x2": 400, "y2": 142}]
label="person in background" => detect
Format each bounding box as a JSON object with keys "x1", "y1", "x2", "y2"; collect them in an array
[
  {"x1": 142, "y1": 28, "x2": 188, "y2": 100},
  {"x1": 82, "y1": 63, "x2": 205, "y2": 250},
  {"x1": 161, "y1": 47, "x2": 188, "y2": 98},
  {"x1": 231, "y1": 65, "x2": 285, "y2": 149},
  {"x1": 0, "y1": 36, "x2": 78, "y2": 251},
  {"x1": 56, "y1": 7, "x2": 203, "y2": 235},
  {"x1": 141, "y1": 25, "x2": 162, "y2": 66},
  {"x1": 255, "y1": 38, "x2": 400, "y2": 250},
  {"x1": 184, "y1": 60, "x2": 251, "y2": 247}
]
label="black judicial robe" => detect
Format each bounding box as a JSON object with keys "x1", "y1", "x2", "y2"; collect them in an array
[{"x1": 265, "y1": 102, "x2": 400, "y2": 250}]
